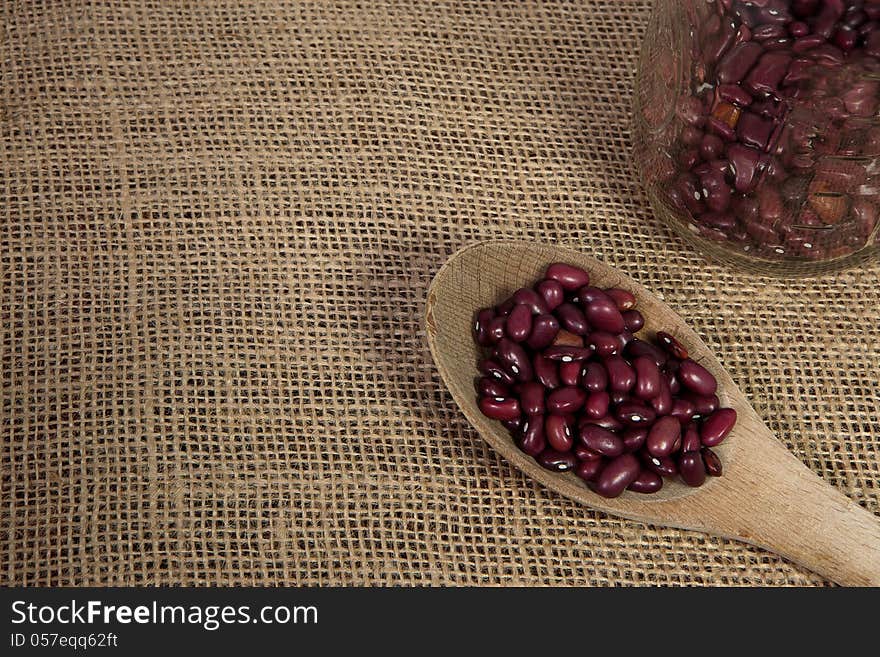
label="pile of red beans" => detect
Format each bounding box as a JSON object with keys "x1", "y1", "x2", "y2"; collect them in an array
[
  {"x1": 474, "y1": 263, "x2": 736, "y2": 498},
  {"x1": 664, "y1": 0, "x2": 880, "y2": 259}
]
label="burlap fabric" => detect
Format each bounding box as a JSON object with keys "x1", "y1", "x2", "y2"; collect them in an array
[{"x1": 2, "y1": 0, "x2": 878, "y2": 587}]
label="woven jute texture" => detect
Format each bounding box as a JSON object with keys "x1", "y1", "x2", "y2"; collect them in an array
[{"x1": 2, "y1": 0, "x2": 878, "y2": 587}]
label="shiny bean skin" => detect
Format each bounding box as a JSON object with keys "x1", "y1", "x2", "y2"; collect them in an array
[
  {"x1": 533, "y1": 355, "x2": 560, "y2": 390},
  {"x1": 512, "y1": 287, "x2": 548, "y2": 315},
  {"x1": 650, "y1": 376, "x2": 674, "y2": 416},
  {"x1": 626, "y1": 338, "x2": 667, "y2": 368},
  {"x1": 615, "y1": 401, "x2": 657, "y2": 428},
  {"x1": 584, "y1": 391, "x2": 611, "y2": 420},
  {"x1": 494, "y1": 338, "x2": 533, "y2": 382},
  {"x1": 478, "y1": 377, "x2": 510, "y2": 399},
  {"x1": 575, "y1": 286, "x2": 612, "y2": 306},
  {"x1": 702, "y1": 447, "x2": 723, "y2": 476},
  {"x1": 682, "y1": 391, "x2": 719, "y2": 416},
  {"x1": 609, "y1": 390, "x2": 629, "y2": 406},
  {"x1": 627, "y1": 470, "x2": 663, "y2": 494},
  {"x1": 478, "y1": 396, "x2": 521, "y2": 421},
  {"x1": 575, "y1": 445, "x2": 602, "y2": 461},
  {"x1": 559, "y1": 360, "x2": 582, "y2": 387},
  {"x1": 584, "y1": 297, "x2": 625, "y2": 334},
  {"x1": 547, "y1": 386, "x2": 587, "y2": 414},
  {"x1": 505, "y1": 304, "x2": 533, "y2": 342},
  {"x1": 681, "y1": 422, "x2": 702, "y2": 453},
  {"x1": 517, "y1": 381, "x2": 545, "y2": 416},
  {"x1": 545, "y1": 263, "x2": 590, "y2": 291},
  {"x1": 590, "y1": 453, "x2": 641, "y2": 498},
  {"x1": 655, "y1": 331, "x2": 688, "y2": 359},
  {"x1": 526, "y1": 314, "x2": 560, "y2": 350},
  {"x1": 669, "y1": 398, "x2": 696, "y2": 424},
  {"x1": 641, "y1": 452, "x2": 678, "y2": 477},
  {"x1": 678, "y1": 452, "x2": 707, "y2": 487},
  {"x1": 555, "y1": 303, "x2": 591, "y2": 336},
  {"x1": 475, "y1": 309, "x2": 497, "y2": 346},
  {"x1": 646, "y1": 416, "x2": 681, "y2": 458},
  {"x1": 581, "y1": 414, "x2": 625, "y2": 433},
  {"x1": 579, "y1": 424, "x2": 625, "y2": 457},
  {"x1": 633, "y1": 356, "x2": 662, "y2": 400},
  {"x1": 622, "y1": 428, "x2": 648, "y2": 453},
  {"x1": 537, "y1": 449, "x2": 578, "y2": 473},
  {"x1": 576, "y1": 458, "x2": 605, "y2": 481},
  {"x1": 604, "y1": 288, "x2": 637, "y2": 311},
  {"x1": 582, "y1": 362, "x2": 609, "y2": 392},
  {"x1": 542, "y1": 346, "x2": 592, "y2": 362},
  {"x1": 545, "y1": 414, "x2": 575, "y2": 452},
  {"x1": 588, "y1": 331, "x2": 620, "y2": 358},
  {"x1": 622, "y1": 309, "x2": 645, "y2": 333},
  {"x1": 678, "y1": 359, "x2": 718, "y2": 396},
  {"x1": 479, "y1": 359, "x2": 514, "y2": 385},
  {"x1": 502, "y1": 417, "x2": 522, "y2": 432},
  {"x1": 517, "y1": 416, "x2": 546, "y2": 457},
  {"x1": 700, "y1": 408, "x2": 737, "y2": 447},
  {"x1": 604, "y1": 356, "x2": 636, "y2": 392},
  {"x1": 536, "y1": 279, "x2": 565, "y2": 311}
]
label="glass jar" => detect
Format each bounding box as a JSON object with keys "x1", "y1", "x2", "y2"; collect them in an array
[{"x1": 633, "y1": 0, "x2": 880, "y2": 276}]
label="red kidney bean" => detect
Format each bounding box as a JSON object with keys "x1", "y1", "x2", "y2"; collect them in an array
[
  {"x1": 584, "y1": 297, "x2": 625, "y2": 334},
  {"x1": 526, "y1": 314, "x2": 559, "y2": 350},
  {"x1": 575, "y1": 286, "x2": 612, "y2": 306},
  {"x1": 717, "y1": 41, "x2": 763, "y2": 84},
  {"x1": 655, "y1": 331, "x2": 688, "y2": 359},
  {"x1": 494, "y1": 338, "x2": 533, "y2": 382},
  {"x1": 622, "y1": 309, "x2": 645, "y2": 333},
  {"x1": 641, "y1": 452, "x2": 678, "y2": 477},
  {"x1": 650, "y1": 376, "x2": 673, "y2": 416},
  {"x1": 678, "y1": 452, "x2": 707, "y2": 487},
  {"x1": 478, "y1": 377, "x2": 510, "y2": 399},
  {"x1": 588, "y1": 331, "x2": 620, "y2": 358},
  {"x1": 646, "y1": 416, "x2": 681, "y2": 458},
  {"x1": 615, "y1": 401, "x2": 656, "y2": 428},
  {"x1": 581, "y1": 361, "x2": 608, "y2": 392},
  {"x1": 479, "y1": 396, "x2": 521, "y2": 421},
  {"x1": 518, "y1": 381, "x2": 545, "y2": 416},
  {"x1": 665, "y1": 367, "x2": 681, "y2": 395},
  {"x1": 726, "y1": 143, "x2": 761, "y2": 193},
  {"x1": 604, "y1": 355, "x2": 636, "y2": 392},
  {"x1": 547, "y1": 386, "x2": 586, "y2": 415},
  {"x1": 627, "y1": 469, "x2": 663, "y2": 494},
  {"x1": 512, "y1": 287, "x2": 548, "y2": 315},
  {"x1": 604, "y1": 288, "x2": 636, "y2": 311},
  {"x1": 616, "y1": 330, "x2": 634, "y2": 352},
  {"x1": 622, "y1": 427, "x2": 648, "y2": 453},
  {"x1": 681, "y1": 422, "x2": 702, "y2": 453},
  {"x1": 536, "y1": 278, "x2": 564, "y2": 311},
  {"x1": 576, "y1": 458, "x2": 605, "y2": 481},
  {"x1": 583, "y1": 390, "x2": 610, "y2": 420},
  {"x1": 545, "y1": 263, "x2": 589, "y2": 291},
  {"x1": 579, "y1": 424, "x2": 624, "y2": 458},
  {"x1": 626, "y1": 338, "x2": 666, "y2": 368},
  {"x1": 575, "y1": 445, "x2": 602, "y2": 461},
  {"x1": 502, "y1": 417, "x2": 522, "y2": 432},
  {"x1": 670, "y1": 398, "x2": 696, "y2": 424},
  {"x1": 533, "y1": 354, "x2": 560, "y2": 390},
  {"x1": 682, "y1": 391, "x2": 719, "y2": 416},
  {"x1": 559, "y1": 360, "x2": 581, "y2": 387},
  {"x1": 582, "y1": 414, "x2": 625, "y2": 433},
  {"x1": 590, "y1": 453, "x2": 641, "y2": 498},
  {"x1": 545, "y1": 414, "x2": 575, "y2": 452},
  {"x1": 475, "y1": 308, "x2": 497, "y2": 346},
  {"x1": 633, "y1": 356, "x2": 662, "y2": 400},
  {"x1": 480, "y1": 358, "x2": 515, "y2": 385},
  {"x1": 701, "y1": 408, "x2": 737, "y2": 447},
  {"x1": 543, "y1": 346, "x2": 592, "y2": 362},
  {"x1": 538, "y1": 449, "x2": 578, "y2": 472},
  {"x1": 678, "y1": 359, "x2": 718, "y2": 396},
  {"x1": 609, "y1": 390, "x2": 629, "y2": 406},
  {"x1": 505, "y1": 304, "x2": 533, "y2": 342},
  {"x1": 555, "y1": 303, "x2": 590, "y2": 336},
  {"x1": 517, "y1": 416, "x2": 546, "y2": 456},
  {"x1": 702, "y1": 447, "x2": 723, "y2": 476}
]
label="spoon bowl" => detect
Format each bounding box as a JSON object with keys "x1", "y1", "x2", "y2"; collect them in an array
[{"x1": 426, "y1": 240, "x2": 880, "y2": 585}]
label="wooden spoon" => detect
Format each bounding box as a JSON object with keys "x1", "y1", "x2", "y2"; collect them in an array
[{"x1": 425, "y1": 240, "x2": 880, "y2": 586}]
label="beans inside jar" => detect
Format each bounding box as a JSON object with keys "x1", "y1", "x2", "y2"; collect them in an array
[
  {"x1": 474, "y1": 263, "x2": 736, "y2": 498},
  {"x1": 659, "y1": 0, "x2": 880, "y2": 260}
]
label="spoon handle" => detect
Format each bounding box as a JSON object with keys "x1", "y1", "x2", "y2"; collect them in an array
[{"x1": 701, "y1": 424, "x2": 880, "y2": 586}]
